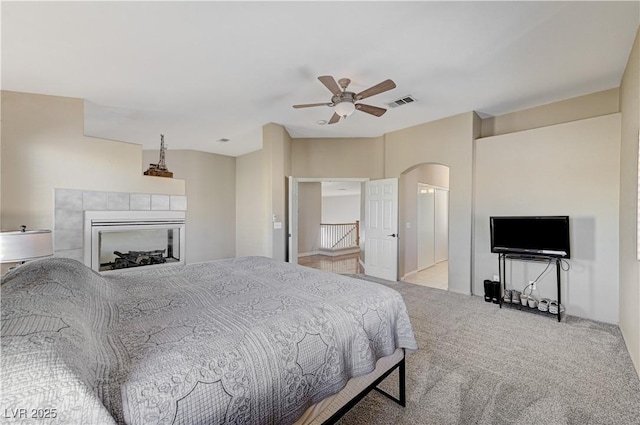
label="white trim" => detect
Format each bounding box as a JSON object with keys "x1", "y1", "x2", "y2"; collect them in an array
[
  {"x1": 402, "y1": 269, "x2": 419, "y2": 280},
  {"x1": 417, "y1": 183, "x2": 450, "y2": 192},
  {"x1": 295, "y1": 177, "x2": 370, "y2": 183},
  {"x1": 289, "y1": 177, "x2": 369, "y2": 266},
  {"x1": 85, "y1": 210, "x2": 185, "y2": 223}
]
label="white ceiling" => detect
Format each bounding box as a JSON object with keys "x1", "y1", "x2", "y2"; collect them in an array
[{"x1": 2, "y1": 1, "x2": 638, "y2": 157}]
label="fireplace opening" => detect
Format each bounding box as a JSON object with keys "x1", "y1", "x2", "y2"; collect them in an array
[
  {"x1": 98, "y1": 228, "x2": 181, "y2": 271},
  {"x1": 84, "y1": 211, "x2": 186, "y2": 274}
]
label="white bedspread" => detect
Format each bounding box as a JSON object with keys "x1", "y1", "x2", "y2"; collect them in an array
[{"x1": 1, "y1": 256, "x2": 417, "y2": 424}]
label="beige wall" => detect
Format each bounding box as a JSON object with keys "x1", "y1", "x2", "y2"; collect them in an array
[
  {"x1": 290, "y1": 136, "x2": 382, "y2": 265},
  {"x1": 1, "y1": 90, "x2": 184, "y2": 230},
  {"x1": 414, "y1": 163, "x2": 450, "y2": 189},
  {"x1": 236, "y1": 149, "x2": 267, "y2": 257},
  {"x1": 619, "y1": 27, "x2": 640, "y2": 376},
  {"x1": 386, "y1": 112, "x2": 477, "y2": 294},
  {"x1": 290, "y1": 114, "x2": 475, "y2": 292},
  {"x1": 481, "y1": 88, "x2": 620, "y2": 138},
  {"x1": 5, "y1": 62, "x2": 637, "y2": 369},
  {"x1": 235, "y1": 123, "x2": 291, "y2": 260},
  {"x1": 142, "y1": 149, "x2": 235, "y2": 263},
  {"x1": 0, "y1": 91, "x2": 237, "y2": 271},
  {"x1": 322, "y1": 194, "x2": 360, "y2": 224},
  {"x1": 298, "y1": 182, "x2": 322, "y2": 255},
  {"x1": 474, "y1": 114, "x2": 621, "y2": 324},
  {"x1": 263, "y1": 123, "x2": 292, "y2": 261},
  {"x1": 291, "y1": 137, "x2": 384, "y2": 179},
  {"x1": 290, "y1": 114, "x2": 475, "y2": 291}
]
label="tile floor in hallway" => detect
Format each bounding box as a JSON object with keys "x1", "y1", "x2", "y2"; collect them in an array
[
  {"x1": 403, "y1": 260, "x2": 448, "y2": 290},
  {"x1": 298, "y1": 252, "x2": 364, "y2": 275}
]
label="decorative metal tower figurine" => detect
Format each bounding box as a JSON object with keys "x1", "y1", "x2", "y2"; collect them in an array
[{"x1": 144, "y1": 134, "x2": 173, "y2": 178}]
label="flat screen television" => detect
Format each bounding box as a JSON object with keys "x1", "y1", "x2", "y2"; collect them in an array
[{"x1": 490, "y1": 216, "x2": 570, "y2": 258}]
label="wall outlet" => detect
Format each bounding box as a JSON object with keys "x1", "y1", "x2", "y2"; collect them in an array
[
  {"x1": 529, "y1": 280, "x2": 536, "y2": 289},
  {"x1": 493, "y1": 274, "x2": 500, "y2": 282}
]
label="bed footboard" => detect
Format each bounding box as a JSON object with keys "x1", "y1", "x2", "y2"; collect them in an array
[
  {"x1": 372, "y1": 352, "x2": 406, "y2": 407},
  {"x1": 321, "y1": 349, "x2": 406, "y2": 425}
]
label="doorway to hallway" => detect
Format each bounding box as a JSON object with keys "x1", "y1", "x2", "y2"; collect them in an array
[{"x1": 288, "y1": 176, "x2": 399, "y2": 281}]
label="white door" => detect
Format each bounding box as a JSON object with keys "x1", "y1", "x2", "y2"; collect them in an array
[
  {"x1": 287, "y1": 176, "x2": 298, "y2": 263},
  {"x1": 364, "y1": 178, "x2": 398, "y2": 281}
]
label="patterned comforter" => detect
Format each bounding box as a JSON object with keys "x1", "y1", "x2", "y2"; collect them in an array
[{"x1": 1, "y1": 256, "x2": 417, "y2": 424}]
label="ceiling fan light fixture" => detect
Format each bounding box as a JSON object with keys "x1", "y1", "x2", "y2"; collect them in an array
[
  {"x1": 334, "y1": 100, "x2": 355, "y2": 118},
  {"x1": 293, "y1": 75, "x2": 396, "y2": 123}
]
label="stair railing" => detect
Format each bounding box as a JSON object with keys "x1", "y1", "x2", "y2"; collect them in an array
[{"x1": 320, "y1": 221, "x2": 359, "y2": 250}]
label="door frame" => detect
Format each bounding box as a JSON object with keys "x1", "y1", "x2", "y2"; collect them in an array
[{"x1": 287, "y1": 177, "x2": 369, "y2": 265}]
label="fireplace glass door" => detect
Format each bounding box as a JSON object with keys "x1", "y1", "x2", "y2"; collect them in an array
[{"x1": 97, "y1": 226, "x2": 182, "y2": 272}]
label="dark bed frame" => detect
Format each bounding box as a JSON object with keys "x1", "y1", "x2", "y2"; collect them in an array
[{"x1": 321, "y1": 349, "x2": 406, "y2": 424}]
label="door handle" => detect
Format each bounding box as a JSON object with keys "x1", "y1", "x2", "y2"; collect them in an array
[{"x1": 388, "y1": 233, "x2": 397, "y2": 238}]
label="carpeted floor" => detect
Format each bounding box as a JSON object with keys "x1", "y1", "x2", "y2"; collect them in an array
[{"x1": 337, "y1": 277, "x2": 640, "y2": 425}]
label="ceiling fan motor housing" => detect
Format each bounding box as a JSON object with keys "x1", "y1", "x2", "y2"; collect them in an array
[
  {"x1": 338, "y1": 78, "x2": 351, "y2": 90},
  {"x1": 331, "y1": 92, "x2": 355, "y2": 105}
]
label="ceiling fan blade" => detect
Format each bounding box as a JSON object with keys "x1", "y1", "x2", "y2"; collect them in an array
[
  {"x1": 355, "y1": 103, "x2": 387, "y2": 117},
  {"x1": 355, "y1": 79, "x2": 396, "y2": 100},
  {"x1": 328, "y1": 112, "x2": 341, "y2": 124},
  {"x1": 292, "y1": 102, "x2": 331, "y2": 109},
  {"x1": 318, "y1": 75, "x2": 343, "y2": 96}
]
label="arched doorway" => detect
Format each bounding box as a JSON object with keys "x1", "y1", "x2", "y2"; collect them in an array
[{"x1": 399, "y1": 163, "x2": 450, "y2": 290}]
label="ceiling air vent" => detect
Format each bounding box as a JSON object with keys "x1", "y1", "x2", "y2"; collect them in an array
[{"x1": 387, "y1": 95, "x2": 416, "y2": 108}]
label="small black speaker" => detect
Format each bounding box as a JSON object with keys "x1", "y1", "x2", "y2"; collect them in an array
[
  {"x1": 491, "y1": 281, "x2": 501, "y2": 304},
  {"x1": 483, "y1": 279, "x2": 493, "y2": 302}
]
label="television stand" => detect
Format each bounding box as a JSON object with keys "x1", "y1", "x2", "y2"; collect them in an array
[{"x1": 498, "y1": 253, "x2": 563, "y2": 322}]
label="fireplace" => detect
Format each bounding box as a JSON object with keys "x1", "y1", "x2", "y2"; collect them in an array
[{"x1": 84, "y1": 211, "x2": 186, "y2": 273}]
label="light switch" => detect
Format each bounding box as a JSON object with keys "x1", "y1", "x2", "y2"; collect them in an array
[
  {"x1": 406, "y1": 222, "x2": 411, "y2": 229},
  {"x1": 274, "y1": 222, "x2": 283, "y2": 229}
]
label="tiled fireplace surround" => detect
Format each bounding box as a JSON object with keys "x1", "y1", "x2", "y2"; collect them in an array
[{"x1": 54, "y1": 189, "x2": 187, "y2": 262}]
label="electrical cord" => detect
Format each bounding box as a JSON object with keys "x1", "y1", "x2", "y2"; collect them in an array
[
  {"x1": 531, "y1": 258, "x2": 553, "y2": 286},
  {"x1": 526, "y1": 258, "x2": 570, "y2": 292}
]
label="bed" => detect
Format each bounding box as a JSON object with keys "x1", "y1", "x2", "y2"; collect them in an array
[{"x1": 1, "y1": 256, "x2": 417, "y2": 424}]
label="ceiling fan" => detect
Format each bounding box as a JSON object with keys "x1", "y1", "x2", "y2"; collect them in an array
[{"x1": 293, "y1": 76, "x2": 396, "y2": 124}]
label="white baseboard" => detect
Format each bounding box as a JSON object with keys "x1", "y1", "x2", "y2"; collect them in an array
[
  {"x1": 402, "y1": 269, "x2": 418, "y2": 280},
  {"x1": 298, "y1": 251, "x2": 321, "y2": 258}
]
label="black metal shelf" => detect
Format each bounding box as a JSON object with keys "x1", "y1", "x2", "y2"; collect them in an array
[
  {"x1": 498, "y1": 253, "x2": 563, "y2": 322},
  {"x1": 500, "y1": 297, "x2": 564, "y2": 320}
]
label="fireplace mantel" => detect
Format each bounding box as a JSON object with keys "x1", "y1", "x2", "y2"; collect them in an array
[{"x1": 54, "y1": 189, "x2": 187, "y2": 265}]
